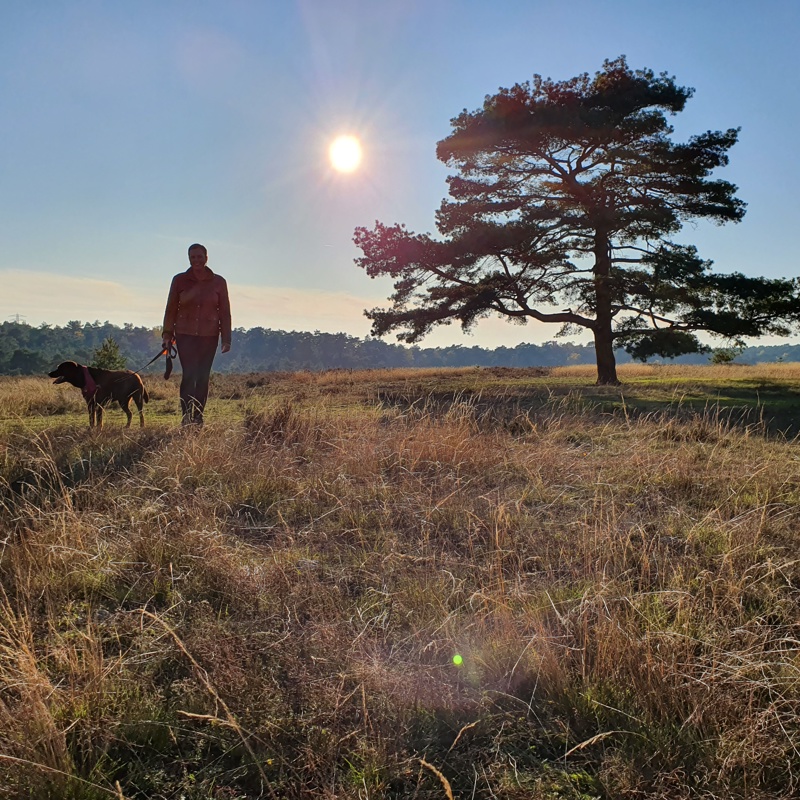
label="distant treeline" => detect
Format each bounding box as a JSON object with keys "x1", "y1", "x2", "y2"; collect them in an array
[{"x1": 2, "y1": 320, "x2": 799, "y2": 375}]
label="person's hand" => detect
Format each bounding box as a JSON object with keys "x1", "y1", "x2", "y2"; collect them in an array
[
  {"x1": 161, "y1": 338, "x2": 172, "y2": 352},
  {"x1": 221, "y1": 343, "x2": 231, "y2": 354}
]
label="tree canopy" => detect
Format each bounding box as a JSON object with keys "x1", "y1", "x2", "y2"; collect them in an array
[{"x1": 354, "y1": 56, "x2": 800, "y2": 384}]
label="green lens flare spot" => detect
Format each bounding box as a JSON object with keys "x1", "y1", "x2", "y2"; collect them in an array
[{"x1": 452, "y1": 654, "x2": 463, "y2": 666}]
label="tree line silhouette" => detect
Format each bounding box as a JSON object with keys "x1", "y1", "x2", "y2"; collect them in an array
[{"x1": 1, "y1": 320, "x2": 797, "y2": 376}]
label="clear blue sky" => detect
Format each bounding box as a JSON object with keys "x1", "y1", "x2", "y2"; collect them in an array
[{"x1": 3, "y1": 0, "x2": 799, "y2": 347}]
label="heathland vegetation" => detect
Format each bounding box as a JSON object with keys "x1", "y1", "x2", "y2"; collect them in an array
[{"x1": 2, "y1": 364, "x2": 800, "y2": 798}]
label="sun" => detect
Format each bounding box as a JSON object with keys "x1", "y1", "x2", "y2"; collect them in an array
[{"x1": 329, "y1": 135, "x2": 362, "y2": 173}]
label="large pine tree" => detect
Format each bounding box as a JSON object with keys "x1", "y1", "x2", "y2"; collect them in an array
[{"x1": 355, "y1": 57, "x2": 799, "y2": 384}]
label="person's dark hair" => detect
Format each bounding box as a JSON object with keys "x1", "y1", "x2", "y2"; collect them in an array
[{"x1": 188, "y1": 243, "x2": 207, "y2": 255}]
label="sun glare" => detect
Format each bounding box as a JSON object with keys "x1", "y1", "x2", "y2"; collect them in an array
[{"x1": 329, "y1": 135, "x2": 362, "y2": 173}]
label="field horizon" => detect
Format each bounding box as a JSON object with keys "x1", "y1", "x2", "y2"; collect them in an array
[{"x1": 2, "y1": 365, "x2": 799, "y2": 798}]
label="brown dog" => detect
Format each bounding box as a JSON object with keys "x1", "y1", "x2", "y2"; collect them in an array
[{"x1": 49, "y1": 361, "x2": 149, "y2": 429}]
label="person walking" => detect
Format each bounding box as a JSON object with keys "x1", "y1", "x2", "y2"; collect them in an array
[{"x1": 161, "y1": 243, "x2": 232, "y2": 426}]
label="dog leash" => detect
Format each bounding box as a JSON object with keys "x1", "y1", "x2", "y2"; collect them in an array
[
  {"x1": 131, "y1": 343, "x2": 178, "y2": 380},
  {"x1": 163, "y1": 343, "x2": 177, "y2": 380}
]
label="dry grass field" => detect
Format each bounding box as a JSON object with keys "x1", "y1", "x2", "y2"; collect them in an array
[{"x1": 2, "y1": 365, "x2": 800, "y2": 798}]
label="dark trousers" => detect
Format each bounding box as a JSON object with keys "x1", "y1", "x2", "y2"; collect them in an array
[{"x1": 175, "y1": 334, "x2": 219, "y2": 423}]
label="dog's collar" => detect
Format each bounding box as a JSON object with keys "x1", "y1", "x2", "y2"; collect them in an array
[{"x1": 81, "y1": 366, "x2": 98, "y2": 399}]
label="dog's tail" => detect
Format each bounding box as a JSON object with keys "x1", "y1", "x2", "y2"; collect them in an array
[{"x1": 142, "y1": 385, "x2": 150, "y2": 403}]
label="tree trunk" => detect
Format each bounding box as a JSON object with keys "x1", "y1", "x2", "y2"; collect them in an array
[
  {"x1": 593, "y1": 229, "x2": 620, "y2": 385},
  {"x1": 593, "y1": 325, "x2": 619, "y2": 385}
]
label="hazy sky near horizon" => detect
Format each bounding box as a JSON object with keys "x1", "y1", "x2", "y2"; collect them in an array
[{"x1": 3, "y1": 0, "x2": 799, "y2": 347}]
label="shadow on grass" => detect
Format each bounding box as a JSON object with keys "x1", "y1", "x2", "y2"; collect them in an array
[{"x1": 373, "y1": 376, "x2": 800, "y2": 438}]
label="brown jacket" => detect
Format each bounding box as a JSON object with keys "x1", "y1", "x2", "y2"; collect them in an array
[{"x1": 162, "y1": 266, "x2": 232, "y2": 345}]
